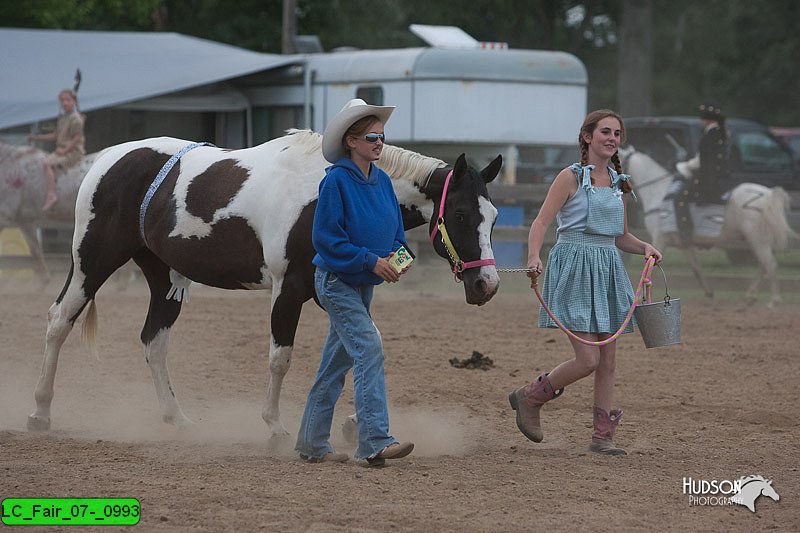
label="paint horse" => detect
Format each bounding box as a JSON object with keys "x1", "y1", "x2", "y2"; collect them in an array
[
  {"x1": 28, "y1": 130, "x2": 502, "y2": 441},
  {"x1": 623, "y1": 148, "x2": 796, "y2": 307},
  {"x1": 0, "y1": 142, "x2": 98, "y2": 286}
]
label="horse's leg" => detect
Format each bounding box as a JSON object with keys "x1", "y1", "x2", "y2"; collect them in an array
[
  {"x1": 262, "y1": 273, "x2": 309, "y2": 441},
  {"x1": 28, "y1": 238, "x2": 130, "y2": 431},
  {"x1": 342, "y1": 413, "x2": 358, "y2": 446},
  {"x1": 683, "y1": 246, "x2": 714, "y2": 300},
  {"x1": 27, "y1": 262, "x2": 89, "y2": 430},
  {"x1": 744, "y1": 267, "x2": 764, "y2": 305},
  {"x1": 19, "y1": 224, "x2": 49, "y2": 288},
  {"x1": 111, "y1": 259, "x2": 135, "y2": 291},
  {"x1": 746, "y1": 241, "x2": 780, "y2": 307},
  {"x1": 133, "y1": 249, "x2": 192, "y2": 425}
]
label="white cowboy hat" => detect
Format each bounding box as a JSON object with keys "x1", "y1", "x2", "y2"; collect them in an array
[{"x1": 322, "y1": 98, "x2": 395, "y2": 163}]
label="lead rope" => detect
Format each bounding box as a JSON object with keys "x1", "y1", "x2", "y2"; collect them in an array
[{"x1": 497, "y1": 256, "x2": 656, "y2": 347}]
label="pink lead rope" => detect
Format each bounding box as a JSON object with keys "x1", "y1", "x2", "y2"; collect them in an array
[{"x1": 529, "y1": 256, "x2": 656, "y2": 347}]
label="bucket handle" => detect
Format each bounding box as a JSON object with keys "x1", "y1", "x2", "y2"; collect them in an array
[{"x1": 645, "y1": 264, "x2": 671, "y2": 306}]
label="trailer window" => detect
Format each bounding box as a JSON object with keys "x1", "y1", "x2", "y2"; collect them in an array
[
  {"x1": 356, "y1": 87, "x2": 384, "y2": 106},
  {"x1": 252, "y1": 106, "x2": 305, "y2": 144}
]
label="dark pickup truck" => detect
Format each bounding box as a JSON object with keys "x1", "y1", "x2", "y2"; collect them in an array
[{"x1": 624, "y1": 116, "x2": 799, "y2": 190}]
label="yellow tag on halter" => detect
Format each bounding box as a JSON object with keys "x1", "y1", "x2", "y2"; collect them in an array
[{"x1": 437, "y1": 219, "x2": 462, "y2": 266}]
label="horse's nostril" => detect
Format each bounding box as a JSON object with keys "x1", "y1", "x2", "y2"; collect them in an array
[{"x1": 474, "y1": 278, "x2": 487, "y2": 294}]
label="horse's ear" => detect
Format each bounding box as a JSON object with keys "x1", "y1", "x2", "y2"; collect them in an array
[
  {"x1": 481, "y1": 155, "x2": 503, "y2": 184},
  {"x1": 452, "y1": 153, "x2": 468, "y2": 182}
]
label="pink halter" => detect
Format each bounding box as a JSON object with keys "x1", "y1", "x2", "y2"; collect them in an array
[{"x1": 429, "y1": 170, "x2": 496, "y2": 277}]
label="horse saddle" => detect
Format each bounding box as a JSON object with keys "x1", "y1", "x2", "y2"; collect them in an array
[{"x1": 661, "y1": 195, "x2": 726, "y2": 244}]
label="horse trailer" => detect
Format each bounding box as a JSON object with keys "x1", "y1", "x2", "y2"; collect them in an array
[{"x1": 235, "y1": 46, "x2": 587, "y2": 184}]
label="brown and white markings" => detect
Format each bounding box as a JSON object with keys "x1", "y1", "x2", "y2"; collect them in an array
[{"x1": 28, "y1": 130, "x2": 502, "y2": 441}]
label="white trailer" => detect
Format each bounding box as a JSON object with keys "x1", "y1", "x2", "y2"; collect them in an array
[{"x1": 239, "y1": 46, "x2": 587, "y2": 183}]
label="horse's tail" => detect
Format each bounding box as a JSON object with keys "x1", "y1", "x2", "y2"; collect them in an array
[
  {"x1": 81, "y1": 299, "x2": 99, "y2": 359},
  {"x1": 762, "y1": 187, "x2": 798, "y2": 251}
]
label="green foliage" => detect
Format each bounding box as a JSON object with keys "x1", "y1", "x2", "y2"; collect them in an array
[
  {"x1": 0, "y1": 0, "x2": 160, "y2": 30},
  {"x1": 651, "y1": 0, "x2": 800, "y2": 124},
  {"x1": 157, "y1": 0, "x2": 284, "y2": 51}
]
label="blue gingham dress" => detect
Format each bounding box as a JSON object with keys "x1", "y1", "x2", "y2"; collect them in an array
[{"x1": 538, "y1": 164, "x2": 636, "y2": 334}]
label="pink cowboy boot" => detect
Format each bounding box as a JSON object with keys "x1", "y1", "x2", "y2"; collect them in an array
[
  {"x1": 508, "y1": 373, "x2": 563, "y2": 442},
  {"x1": 588, "y1": 406, "x2": 627, "y2": 456}
]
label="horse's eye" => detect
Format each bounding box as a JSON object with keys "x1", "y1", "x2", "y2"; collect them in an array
[{"x1": 455, "y1": 212, "x2": 466, "y2": 223}]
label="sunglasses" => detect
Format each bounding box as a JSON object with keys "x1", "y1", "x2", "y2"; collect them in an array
[{"x1": 361, "y1": 133, "x2": 385, "y2": 143}]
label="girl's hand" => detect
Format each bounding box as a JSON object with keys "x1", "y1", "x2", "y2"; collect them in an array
[
  {"x1": 526, "y1": 257, "x2": 544, "y2": 287},
  {"x1": 644, "y1": 244, "x2": 663, "y2": 264},
  {"x1": 373, "y1": 257, "x2": 401, "y2": 283}
]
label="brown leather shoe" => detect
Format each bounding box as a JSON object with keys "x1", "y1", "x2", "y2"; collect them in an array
[
  {"x1": 366, "y1": 441, "x2": 414, "y2": 466},
  {"x1": 377, "y1": 442, "x2": 414, "y2": 459},
  {"x1": 300, "y1": 452, "x2": 349, "y2": 463}
]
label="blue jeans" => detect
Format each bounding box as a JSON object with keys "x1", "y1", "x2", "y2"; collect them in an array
[{"x1": 295, "y1": 268, "x2": 397, "y2": 460}]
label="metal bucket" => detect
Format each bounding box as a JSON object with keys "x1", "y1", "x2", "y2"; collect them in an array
[{"x1": 634, "y1": 265, "x2": 681, "y2": 348}]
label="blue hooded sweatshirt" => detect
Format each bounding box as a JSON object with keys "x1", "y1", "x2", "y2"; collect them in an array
[{"x1": 312, "y1": 157, "x2": 406, "y2": 286}]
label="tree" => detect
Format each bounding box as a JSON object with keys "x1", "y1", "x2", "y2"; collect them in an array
[
  {"x1": 617, "y1": 0, "x2": 652, "y2": 116},
  {"x1": 651, "y1": 0, "x2": 800, "y2": 124}
]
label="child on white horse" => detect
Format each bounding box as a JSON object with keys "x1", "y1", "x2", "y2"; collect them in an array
[{"x1": 28, "y1": 89, "x2": 85, "y2": 211}]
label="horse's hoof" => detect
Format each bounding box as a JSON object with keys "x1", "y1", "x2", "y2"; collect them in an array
[
  {"x1": 266, "y1": 431, "x2": 293, "y2": 453},
  {"x1": 342, "y1": 416, "x2": 358, "y2": 446},
  {"x1": 163, "y1": 413, "x2": 194, "y2": 426},
  {"x1": 27, "y1": 414, "x2": 51, "y2": 432}
]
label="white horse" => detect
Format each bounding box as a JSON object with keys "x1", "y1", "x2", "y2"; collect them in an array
[
  {"x1": 0, "y1": 142, "x2": 97, "y2": 285},
  {"x1": 623, "y1": 148, "x2": 797, "y2": 307}
]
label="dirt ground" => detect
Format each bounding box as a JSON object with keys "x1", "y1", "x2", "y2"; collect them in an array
[{"x1": 1, "y1": 264, "x2": 798, "y2": 532}]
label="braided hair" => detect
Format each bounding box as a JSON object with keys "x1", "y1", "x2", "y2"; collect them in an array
[{"x1": 578, "y1": 109, "x2": 632, "y2": 194}]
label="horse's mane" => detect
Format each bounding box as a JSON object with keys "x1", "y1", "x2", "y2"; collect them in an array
[
  {"x1": 739, "y1": 474, "x2": 769, "y2": 485},
  {"x1": 286, "y1": 129, "x2": 446, "y2": 187}
]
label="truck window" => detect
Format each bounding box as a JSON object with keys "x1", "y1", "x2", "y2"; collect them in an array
[
  {"x1": 733, "y1": 131, "x2": 793, "y2": 173},
  {"x1": 626, "y1": 126, "x2": 688, "y2": 169}
]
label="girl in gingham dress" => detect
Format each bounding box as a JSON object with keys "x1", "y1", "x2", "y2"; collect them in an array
[{"x1": 509, "y1": 110, "x2": 662, "y2": 455}]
